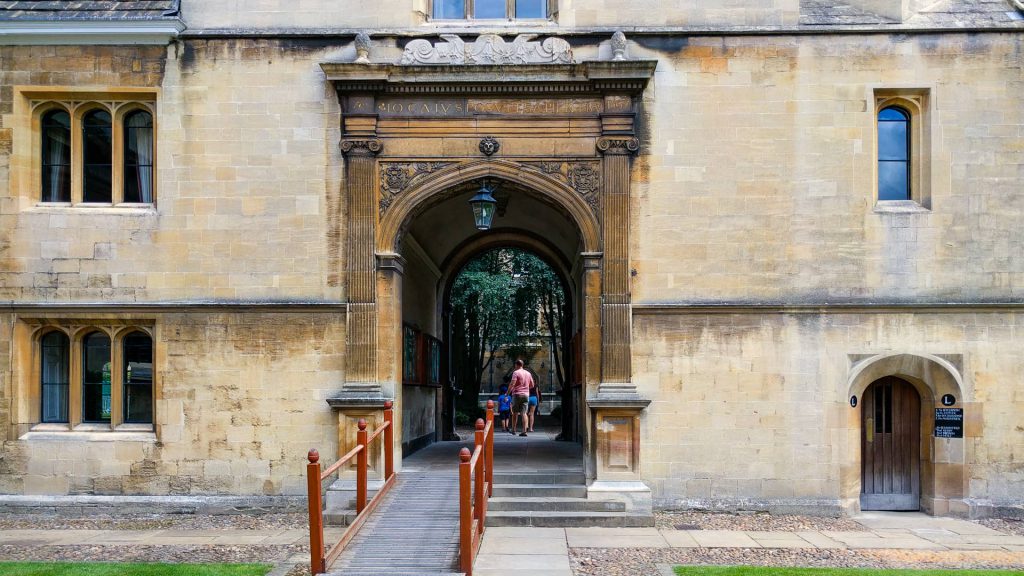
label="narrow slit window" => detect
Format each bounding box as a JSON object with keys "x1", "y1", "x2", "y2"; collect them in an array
[
  {"x1": 878, "y1": 106, "x2": 910, "y2": 201},
  {"x1": 82, "y1": 332, "x2": 112, "y2": 423},
  {"x1": 475, "y1": 0, "x2": 506, "y2": 18},
  {"x1": 40, "y1": 332, "x2": 70, "y2": 423},
  {"x1": 123, "y1": 331, "x2": 154, "y2": 424},
  {"x1": 433, "y1": 0, "x2": 465, "y2": 18},
  {"x1": 123, "y1": 110, "x2": 154, "y2": 203},
  {"x1": 82, "y1": 109, "x2": 113, "y2": 203},
  {"x1": 41, "y1": 110, "x2": 71, "y2": 203},
  {"x1": 515, "y1": 0, "x2": 546, "y2": 17}
]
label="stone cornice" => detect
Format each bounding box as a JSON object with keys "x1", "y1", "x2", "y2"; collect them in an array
[
  {"x1": 3, "y1": 302, "x2": 347, "y2": 314},
  {"x1": 632, "y1": 302, "x2": 1024, "y2": 315},
  {"x1": 0, "y1": 19, "x2": 185, "y2": 45},
  {"x1": 320, "y1": 61, "x2": 657, "y2": 96}
]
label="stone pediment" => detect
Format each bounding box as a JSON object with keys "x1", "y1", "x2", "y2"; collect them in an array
[{"x1": 399, "y1": 34, "x2": 573, "y2": 65}]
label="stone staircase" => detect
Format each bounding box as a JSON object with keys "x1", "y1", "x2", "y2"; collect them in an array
[{"x1": 487, "y1": 468, "x2": 654, "y2": 527}]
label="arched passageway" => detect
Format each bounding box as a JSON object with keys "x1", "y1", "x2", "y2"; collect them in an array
[{"x1": 386, "y1": 167, "x2": 595, "y2": 459}]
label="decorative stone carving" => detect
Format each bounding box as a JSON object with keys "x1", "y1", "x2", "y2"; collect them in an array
[
  {"x1": 340, "y1": 139, "x2": 383, "y2": 156},
  {"x1": 399, "y1": 34, "x2": 573, "y2": 65},
  {"x1": 354, "y1": 32, "x2": 372, "y2": 64},
  {"x1": 479, "y1": 136, "x2": 500, "y2": 156},
  {"x1": 379, "y1": 162, "x2": 452, "y2": 217},
  {"x1": 524, "y1": 161, "x2": 602, "y2": 214},
  {"x1": 597, "y1": 137, "x2": 640, "y2": 155},
  {"x1": 1013, "y1": 0, "x2": 1024, "y2": 11},
  {"x1": 611, "y1": 31, "x2": 628, "y2": 61}
]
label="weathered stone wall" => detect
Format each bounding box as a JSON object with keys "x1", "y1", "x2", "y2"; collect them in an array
[
  {"x1": 631, "y1": 33, "x2": 1024, "y2": 305},
  {"x1": 0, "y1": 40, "x2": 345, "y2": 304},
  {"x1": 179, "y1": 0, "x2": 799, "y2": 30},
  {"x1": 0, "y1": 312, "x2": 343, "y2": 496},
  {"x1": 633, "y1": 310, "x2": 1024, "y2": 513}
]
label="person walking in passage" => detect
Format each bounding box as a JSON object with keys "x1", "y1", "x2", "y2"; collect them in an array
[
  {"x1": 527, "y1": 378, "x2": 542, "y2": 433},
  {"x1": 508, "y1": 359, "x2": 533, "y2": 437},
  {"x1": 497, "y1": 385, "x2": 512, "y2": 433}
]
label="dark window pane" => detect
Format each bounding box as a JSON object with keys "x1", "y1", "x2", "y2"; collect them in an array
[
  {"x1": 41, "y1": 110, "x2": 71, "y2": 203},
  {"x1": 433, "y1": 0, "x2": 465, "y2": 18},
  {"x1": 41, "y1": 332, "x2": 69, "y2": 423},
  {"x1": 123, "y1": 111, "x2": 154, "y2": 203},
  {"x1": 475, "y1": 0, "x2": 506, "y2": 18},
  {"x1": 82, "y1": 332, "x2": 112, "y2": 423},
  {"x1": 82, "y1": 110, "x2": 112, "y2": 203},
  {"x1": 879, "y1": 161, "x2": 909, "y2": 201},
  {"x1": 878, "y1": 118, "x2": 908, "y2": 161},
  {"x1": 515, "y1": 0, "x2": 546, "y2": 17},
  {"x1": 123, "y1": 331, "x2": 153, "y2": 424}
]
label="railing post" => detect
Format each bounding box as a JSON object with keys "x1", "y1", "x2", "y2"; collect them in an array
[
  {"x1": 485, "y1": 400, "x2": 494, "y2": 497},
  {"x1": 306, "y1": 449, "x2": 326, "y2": 575},
  {"x1": 356, "y1": 419, "x2": 368, "y2": 514},
  {"x1": 459, "y1": 447, "x2": 473, "y2": 575},
  {"x1": 384, "y1": 400, "x2": 394, "y2": 481},
  {"x1": 474, "y1": 418, "x2": 485, "y2": 534}
]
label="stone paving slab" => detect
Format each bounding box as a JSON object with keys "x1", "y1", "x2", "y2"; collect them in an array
[
  {"x1": 479, "y1": 535, "x2": 568, "y2": 555},
  {"x1": 566, "y1": 527, "x2": 668, "y2": 548},
  {"x1": 474, "y1": 552, "x2": 571, "y2": 571},
  {"x1": 796, "y1": 531, "x2": 847, "y2": 549},
  {"x1": 689, "y1": 530, "x2": 762, "y2": 548},
  {"x1": 747, "y1": 532, "x2": 815, "y2": 548},
  {"x1": 660, "y1": 530, "x2": 699, "y2": 548}
]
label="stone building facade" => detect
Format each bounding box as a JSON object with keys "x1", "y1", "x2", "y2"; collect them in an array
[{"x1": 1, "y1": 0, "x2": 1022, "y2": 518}]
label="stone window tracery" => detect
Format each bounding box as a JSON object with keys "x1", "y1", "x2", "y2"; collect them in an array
[{"x1": 34, "y1": 99, "x2": 156, "y2": 206}]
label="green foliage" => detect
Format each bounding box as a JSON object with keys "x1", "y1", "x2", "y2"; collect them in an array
[
  {"x1": 0, "y1": 562, "x2": 271, "y2": 576},
  {"x1": 450, "y1": 248, "x2": 569, "y2": 414},
  {"x1": 674, "y1": 567, "x2": 1024, "y2": 576}
]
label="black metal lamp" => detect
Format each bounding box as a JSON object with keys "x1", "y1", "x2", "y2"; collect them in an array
[{"x1": 468, "y1": 180, "x2": 498, "y2": 230}]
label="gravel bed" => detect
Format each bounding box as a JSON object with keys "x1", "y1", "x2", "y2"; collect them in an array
[
  {"x1": 0, "y1": 512, "x2": 308, "y2": 531},
  {"x1": 571, "y1": 548, "x2": 1024, "y2": 576},
  {"x1": 655, "y1": 510, "x2": 867, "y2": 532},
  {"x1": 977, "y1": 517, "x2": 1024, "y2": 537},
  {"x1": 0, "y1": 543, "x2": 304, "y2": 565}
]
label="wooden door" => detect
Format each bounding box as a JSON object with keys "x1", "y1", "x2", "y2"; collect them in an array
[{"x1": 861, "y1": 377, "x2": 921, "y2": 511}]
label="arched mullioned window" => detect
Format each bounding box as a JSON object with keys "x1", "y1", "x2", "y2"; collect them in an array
[
  {"x1": 82, "y1": 109, "x2": 113, "y2": 203},
  {"x1": 82, "y1": 331, "x2": 112, "y2": 423},
  {"x1": 123, "y1": 110, "x2": 154, "y2": 204},
  {"x1": 122, "y1": 331, "x2": 154, "y2": 424},
  {"x1": 878, "y1": 106, "x2": 910, "y2": 201},
  {"x1": 40, "y1": 331, "x2": 70, "y2": 423},
  {"x1": 41, "y1": 109, "x2": 71, "y2": 203}
]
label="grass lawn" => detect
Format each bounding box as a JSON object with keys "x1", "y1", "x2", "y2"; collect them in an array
[
  {"x1": 675, "y1": 568, "x2": 1024, "y2": 576},
  {"x1": 0, "y1": 562, "x2": 272, "y2": 576}
]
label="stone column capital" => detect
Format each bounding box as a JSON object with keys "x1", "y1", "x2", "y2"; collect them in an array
[
  {"x1": 375, "y1": 252, "x2": 406, "y2": 274},
  {"x1": 340, "y1": 138, "x2": 384, "y2": 156},
  {"x1": 596, "y1": 136, "x2": 640, "y2": 156}
]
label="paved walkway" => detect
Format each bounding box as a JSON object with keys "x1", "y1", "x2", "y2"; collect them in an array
[{"x1": 472, "y1": 512, "x2": 1024, "y2": 576}]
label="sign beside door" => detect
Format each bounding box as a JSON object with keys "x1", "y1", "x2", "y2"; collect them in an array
[{"x1": 934, "y1": 408, "x2": 964, "y2": 438}]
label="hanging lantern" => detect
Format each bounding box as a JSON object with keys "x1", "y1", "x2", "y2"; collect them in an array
[{"x1": 468, "y1": 180, "x2": 498, "y2": 230}]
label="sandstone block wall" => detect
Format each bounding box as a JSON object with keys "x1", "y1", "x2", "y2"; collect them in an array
[
  {"x1": 633, "y1": 311, "x2": 1024, "y2": 512},
  {"x1": 0, "y1": 312, "x2": 343, "y2": 496}
]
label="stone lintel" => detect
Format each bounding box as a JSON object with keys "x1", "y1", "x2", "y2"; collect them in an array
[
  {"x1": 587, "y1": 392, "x2": 652, "y2": 410},
  {"x1": 321, "y1": 60, "x2": 657, "y2": 96},
  {"x1": 326, "y1": 392, "x2": 391, "y2": 410}
]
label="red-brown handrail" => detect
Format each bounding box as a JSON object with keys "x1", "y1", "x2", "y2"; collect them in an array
[
  {"x1": 306, "y1": 400, "x2": 396, "y2": 575},
  {"x1": 459, "y1": 400, "x2": 495, "y2": 576}
]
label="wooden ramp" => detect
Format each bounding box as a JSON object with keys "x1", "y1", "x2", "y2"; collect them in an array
[{"x1": 328, "y1": 469, "x2": 463, "y2": 576}]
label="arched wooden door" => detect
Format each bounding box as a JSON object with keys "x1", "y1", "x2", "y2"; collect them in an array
[{"x1": 861, "y1": 377, "x2": 921, "y2": 511}]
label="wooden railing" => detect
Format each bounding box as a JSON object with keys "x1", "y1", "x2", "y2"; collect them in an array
[
  {"x1": 459, "y1": 400, "x2": 495, "y2": 576},
  {"x1": 306, "y1": 400, "x2": 396, "y2": 575}
]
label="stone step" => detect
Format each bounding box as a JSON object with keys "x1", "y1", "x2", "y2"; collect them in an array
[
  {"x1": 487, "y1": 496, "x2": 625, "y2": 512},
  {"x1": 491, "y1": 483, "x2": 587, "y2": 498},
  {"x1": 330, "y1": 572, "x2": 463, "y2": 576},
  {"x1": 491, "y1": 470, "x2": 586, "y2": 485},
  {"x1": 487, "y1": 510, "x2": 655, "y2": 528}
]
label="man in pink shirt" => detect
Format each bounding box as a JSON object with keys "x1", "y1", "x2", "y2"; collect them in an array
[{"x1": 507, "y1": 359, "x2": 533, "y2": 437}]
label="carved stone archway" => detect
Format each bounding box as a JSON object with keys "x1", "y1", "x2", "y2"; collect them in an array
[
  {"x1": 844, "y1": 353, "x2": 970, "y2": 516},
  {"x1": 322, "y1": 53, "x2": 656, "y2": 488}
]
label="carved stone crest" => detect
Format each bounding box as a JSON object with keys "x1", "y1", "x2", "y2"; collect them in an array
[
  {"x1": 379, "y1": 162, "x2": 452, "y2": 217},
  {"x1": 479, "y1": 137, "x2": 500, "y2": 157},
  {"x1": 524, "y1": 161, "x2": 602, "y2": 214},
  {"x1": 399, "y1": 34, "x2": 574, "y2": 65}
]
